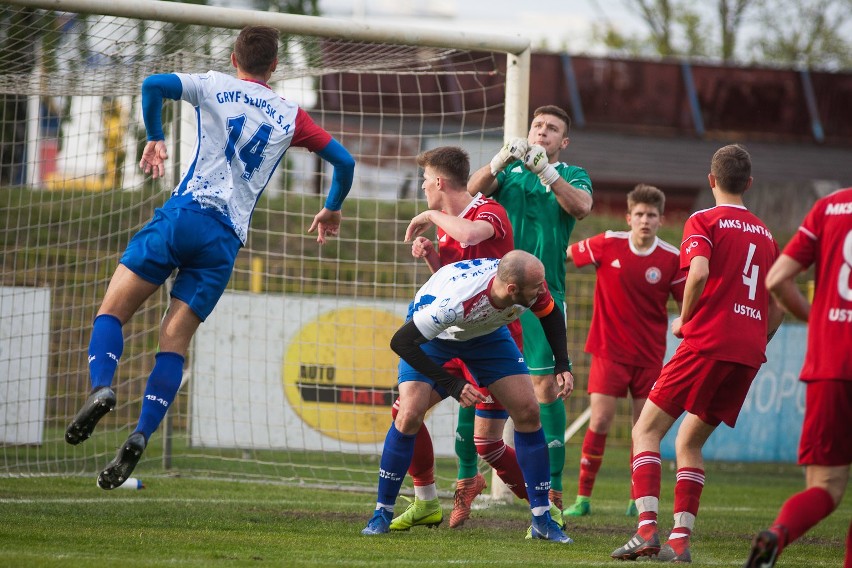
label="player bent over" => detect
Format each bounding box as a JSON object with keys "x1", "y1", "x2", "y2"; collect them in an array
[
  {"x1": 64, "y1": 26, "x2": 354, "y2": 489},
  {"x1": 361, "y1": 251, "x2": 574, "y2": 542},
  {"x1": 388, "y1": 147, "x2": 561, "y2": 532}
]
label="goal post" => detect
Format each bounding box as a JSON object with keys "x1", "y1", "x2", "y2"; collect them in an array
[{"x1": 0, "y1": 0, "x2": 532, "y2": 495}]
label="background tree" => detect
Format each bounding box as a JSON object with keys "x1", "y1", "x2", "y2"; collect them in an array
[
  {"x1": 591, "y1": 0, "x2": 851, "y2": 70},
  {"x1": 748, "y1": 0, "x2": 852, "y2": 69}
]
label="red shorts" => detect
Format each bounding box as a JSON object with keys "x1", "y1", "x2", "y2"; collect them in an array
[
  {"x1": 445, "y1": 358, "x2": 506, "y2": 414},
  {"x1": 649, "y1": 343, "x2": 758, "y2": 427},
  {"x1": 799, "y1": 379, "x2": 852, "y2": 466},
  {"x1": 588, "y1": 355, "x2": 659, "y2": 399}
]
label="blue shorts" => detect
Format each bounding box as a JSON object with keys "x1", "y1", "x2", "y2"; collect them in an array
[
  {"x1": 398, "y1": 326, "x2": 529, "y2": 399},
  {"x1": 120, "y1": 207, "x2": 241, "y2": 321}
]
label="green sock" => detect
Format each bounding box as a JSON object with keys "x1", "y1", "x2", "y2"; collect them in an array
[
  {"x1": 455, "y1": 404, "x2": 478, "y2": 479},
  {"x1": 539, "y1": 399, "x2": 566, "y2": 491}
]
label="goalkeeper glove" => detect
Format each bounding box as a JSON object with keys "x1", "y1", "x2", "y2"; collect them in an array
[
  {"x1": 489, "y1": 137, "x2": 529, "y2": 176},
  {"x1": 523, "y1": 144, "x2": 561, "y2": 186}
]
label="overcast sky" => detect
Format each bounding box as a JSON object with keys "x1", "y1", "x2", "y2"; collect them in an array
[{"x1": 317, "y1": 0, "x2": 644, "y2": 54}]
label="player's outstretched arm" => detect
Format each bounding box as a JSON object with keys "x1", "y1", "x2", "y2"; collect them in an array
[
  {"x1": 316, "y1": 138, "x2": 355, "y2": 211},
  {"x1": 308, "y1": 208, "x2": 342, "y2": 245},
  {"x1": 309, "y1": 139, "x2": 355, "y2": 243},
  {"x1": 139, "y1": 74, "x2": 182, "y2": 179},
  {"x1": 139, "y1": 141, "x2": 169, "y2": 179}
]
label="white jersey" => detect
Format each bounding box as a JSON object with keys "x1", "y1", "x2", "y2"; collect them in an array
[
  {"x1": 409, "y1": 258, "x2": 553, "y2": 342},
  {"x1": 166, "y1": 71, "x2": 329, "y2": 243}
]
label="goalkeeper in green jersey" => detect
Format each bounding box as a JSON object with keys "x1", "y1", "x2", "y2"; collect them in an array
[{"x1": 467, "y1": 105, "x2": 592, "y2": 511}]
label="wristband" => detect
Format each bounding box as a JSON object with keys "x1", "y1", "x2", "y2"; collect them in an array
[{"x1": 537, "y1": 164, "x2": 561, "y2": 186}]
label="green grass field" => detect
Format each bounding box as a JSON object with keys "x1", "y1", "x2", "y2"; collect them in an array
[{"x1": 1, "y1": 444, "x2": 847, "y2": 567}]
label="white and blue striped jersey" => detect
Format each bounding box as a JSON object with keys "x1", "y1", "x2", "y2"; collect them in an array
[
  {"x1": 409, "y1": 258, "x2": 554, "y2": 342},
  {"x1": 165, "y1": 71, "x2": 331, "y2": 244}
]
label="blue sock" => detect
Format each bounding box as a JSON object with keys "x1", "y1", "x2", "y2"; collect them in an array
[
  {"x1": 376, "y1": 423, "x2": 416, "y2": 509},
  {"x1": 89, "y1": 314, "x2": 124, "y2": 390},
  {"x1": 88, "y1": 314, "x2": 124, "y2": 389},
  {"x1": 515, "y1": 428, "x2": 551, "y2": 510},
  {"x1": 134, "y1": 352, "x2": 184, "y2": 441}
]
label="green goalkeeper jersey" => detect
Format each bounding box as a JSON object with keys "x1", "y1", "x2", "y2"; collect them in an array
[{"x1": 494, "y1": 160, "x2": 592, "y2": 299}]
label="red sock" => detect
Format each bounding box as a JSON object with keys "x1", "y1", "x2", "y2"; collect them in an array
[
  {"x1": 632, "y1": 451, "x2": 661, "y2": 535},
  {"x1": 392, "y1": 399, "x2": 434, "y2": 485},
  {"x1": 772, "y1": 487, "x2": 836, "y2": 552},
  {"x1": 668, "y1": 527, "x2": 691, "y2": 554},
  {"x1": 474, "y1": 436, "x2": 528, "y2": 500},
  {"x1": 673, "y1": 467, "x2": 705, "y2": 518},
  {"x1": 669, "y1": 467, "x2": 704, "y2": 551},
  {"x1": 577, "y1": 429, "x2": 607, "y2": 497}
]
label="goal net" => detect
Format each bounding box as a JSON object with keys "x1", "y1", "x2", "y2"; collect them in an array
[{"x1": 0, "y1": 0, "x2": 539, "y2": 492}]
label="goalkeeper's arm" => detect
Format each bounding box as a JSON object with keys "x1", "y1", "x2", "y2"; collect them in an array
[
  {"x1": 389, "y1": 320, "x2": 482, "y2": 406},
  {"x1": 523, "y1": 144, "x2": 592, "y2": 219},
  {"x1": 468, "y1": 138, "x2": 528, "y2": 197}
]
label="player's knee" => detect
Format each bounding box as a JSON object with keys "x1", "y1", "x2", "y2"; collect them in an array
[
  {"x1": 509, "y1": 401, "x2": 540, "y2": 431},
  {"x1": 393, "y1": 408, "x2": 424, "y2": 435},
  {"x1": 532, "y1": 376, "x2": 558, "y2": 403}
]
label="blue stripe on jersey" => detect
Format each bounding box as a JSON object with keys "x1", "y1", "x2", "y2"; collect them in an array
[
  {"x1": 407, "y1": 294, "x2": 436, "y2": 319},
  {"x1": 175, "y1": 108, "x2": 202, "y2": 197}
]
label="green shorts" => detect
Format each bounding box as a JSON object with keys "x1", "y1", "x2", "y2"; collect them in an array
[{"x1": 520, "y1": 295, "x2": 566, "y2": 376}]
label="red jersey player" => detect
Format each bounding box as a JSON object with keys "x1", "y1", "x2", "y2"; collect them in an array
[
  {"x1": 611, "y1": 144, "x2": 784, "y2": 563},
  {"x1": 388, "y1": 146, "x2": 569, "y2": 533},
  {"x1": 564, "y1": 184, "x2": 685, "y2": 518},
  {"x1": 746, "y1": 186, "x2": 852, "y2": 568}
]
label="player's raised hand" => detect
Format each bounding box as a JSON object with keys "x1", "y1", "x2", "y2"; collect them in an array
[
  {"x1": 404, "y1": 210, "x2": 434, "y2": 242},
  {"x1": 139, "y1": 140, "x2": 168, "y2": 179},
  {"x1": 410, "y1": 236, "x2": 434, "y2": 259},
  {"x1": 555, "y1": 370, "x2": 574, "y2": 399},
  {"x1": 523, "y1": 144, "x2": 561, "y2": 186},
  {"x1": 308, "y1": 207, "x2": 342, "y2": 244},
  {"x1": 489, "y1": 137, "x2": 529, "y2": 176}
]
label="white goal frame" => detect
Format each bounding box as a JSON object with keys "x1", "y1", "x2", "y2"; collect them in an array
[
  {"x1": 4, "y1": 0, "x2": 530, "y2": 137},
  {"x1": 1, "y1": 0, "x2": 532, "y2": 500}
]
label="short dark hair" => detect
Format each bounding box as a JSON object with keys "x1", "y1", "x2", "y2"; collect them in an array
[
  {"x1": 627, "y1": 184, "x2": 666, "y2": 215},
  {"x1": 234, "y1": 26, "x2": 279, "y2": 76},
  {"x1": 711, "y1": 144, "x2": 752, "y2": 194},
  {"x1": 416, "y1": 146, "x2": 470, "y2": 187},
  {"x1": 533, "y1": 105, "x2": 572, "y2": 136}
]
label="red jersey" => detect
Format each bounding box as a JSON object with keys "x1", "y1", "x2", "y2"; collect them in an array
[
  {"x1": 680, "y1": 204, "x2": 780, "y2": 367},
  {"x1": 437, "y1": 193, "x2": 513, "y2": 265},
  {"x1": 435, "y1": 193, "x2": 521, "y2": 342},
  {"x1": 782, "y1": 187, "x2": 852, "y2": 381},
  {"x1": 571, "y1": 231, "x2": 686, "y2": 367}
]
